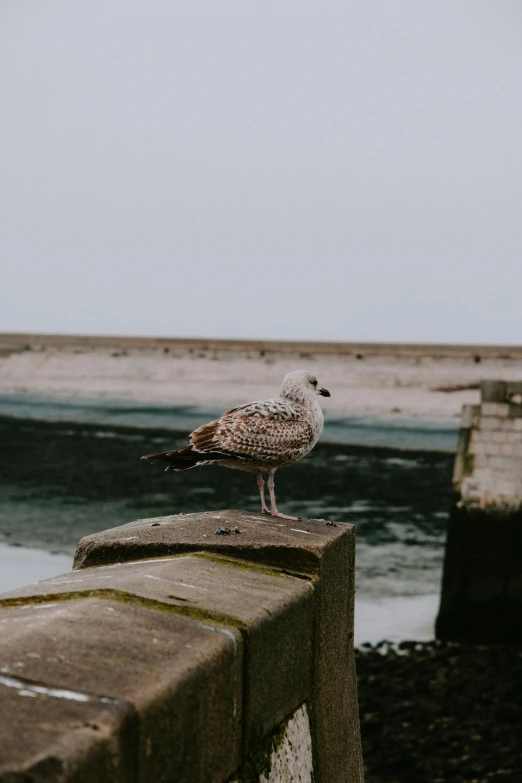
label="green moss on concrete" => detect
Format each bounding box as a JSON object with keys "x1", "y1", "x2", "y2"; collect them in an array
[
  {"x1": 0, "y1": 589, "x2": 248, "y2": 631},
  {"x1": 193, "y1": 552, "x2": 315, "y2": 583},
  {"x1": 463, "y1": 452, "x2": 475, "y2": 477}
]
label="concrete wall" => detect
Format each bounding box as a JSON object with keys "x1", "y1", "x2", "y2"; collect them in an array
[
  {"x1": 454, "y1": 381, "x2": 522, "y2": 508},
  {"x1": 436, "y1": 382, "x2": 522, "y2": 643},
  {"x1": 0, "y1": 510, "x2": 364, "y2": 783}
]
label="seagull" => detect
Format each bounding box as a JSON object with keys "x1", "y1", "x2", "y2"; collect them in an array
[{"x1": 141, "y1": 370, "x2": 330, "y2": 520}]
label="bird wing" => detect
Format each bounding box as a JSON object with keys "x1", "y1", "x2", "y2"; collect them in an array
[{"x1": 189, "y1": 398, "x2": 315, "y2": 463}]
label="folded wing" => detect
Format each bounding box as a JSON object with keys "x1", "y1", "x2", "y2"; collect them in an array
[{"x1": 141, "y1": 398, "x2": 315, "y2": 471}]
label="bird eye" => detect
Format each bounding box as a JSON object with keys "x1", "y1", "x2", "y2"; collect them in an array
[{"x1": 311, "y1": 379, "x2": 317, "y2": 386}]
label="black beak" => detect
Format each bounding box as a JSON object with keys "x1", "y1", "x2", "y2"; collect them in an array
[{"x1": 318, "y1": 387, "x2": 330, "y2": 397}]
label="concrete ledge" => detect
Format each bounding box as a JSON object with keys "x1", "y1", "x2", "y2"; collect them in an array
[
  {"x1": 73, "y1": 510, "x2": 343, "y2": 573},
  {"x1": 0, "y1": 511, "x2": 363, "y2": 782},
  {"x1": 0, "y1": 594, "x2": 242, "y2": 783}
]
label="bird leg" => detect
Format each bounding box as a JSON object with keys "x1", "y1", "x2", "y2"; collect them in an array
[
  {"x1": 266, "y1": 471, "x2": 299, "y2": 520},
  {"x1": 257, "y1": 473, "x2": 269, "y2": 514}
]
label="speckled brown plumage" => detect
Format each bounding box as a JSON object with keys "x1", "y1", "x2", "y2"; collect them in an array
[{"x1": 141, "y1": 370, "x2": 330, "y2": 518}]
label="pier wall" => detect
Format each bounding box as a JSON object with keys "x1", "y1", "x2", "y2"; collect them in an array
[
  {"x1": 436, "y1": 382, "x2": 522, "y2": 643},
  {"x1": 0, "y1": 510, "x2": 363, "y2": 783}
]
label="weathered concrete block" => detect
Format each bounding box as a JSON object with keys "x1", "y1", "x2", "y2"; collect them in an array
[
  {"x1": 73, "y1": 510, "x2": 363, "y2": 783},
  {"x1": 0, "y1": 597, "x2": 242, "y2": 783},
  {"x1": 490, "y1": 455, "x2": 507, "y2": 469},
  {"x1": 479, "y1": 416, "x2": 501, "y2": 431},
  {"x1": 469, "y1": 439, "x2": 486, "y2": 456},
  {"x1": 2, "y1": 555, "x2": 314, "y2": 748},
  {"x1": 0, "y1": 667, "x2": 137, "y2": 783},
  {"x1": 0, "y1": 511, "x2": 363, "y2": 783},
  {"x1": 481, "y1": 402, "x2": 510, "y2": 417}
]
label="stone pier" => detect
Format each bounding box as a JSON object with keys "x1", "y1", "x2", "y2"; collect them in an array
[
  {"x1": 0, "y1": 510, "x2": 364, "y2": 782},
  {"x1": 436, "y1": 381, "x2": 522, "y2": 643}
]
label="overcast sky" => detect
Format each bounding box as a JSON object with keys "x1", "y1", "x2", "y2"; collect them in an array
[{"x1": 1, "y1": 1, "x2": 521, "y2": 344}]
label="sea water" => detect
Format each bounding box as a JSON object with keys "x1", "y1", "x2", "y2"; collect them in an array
[{"x1": 0, "y1": 397, "x2": 456, "y2": 643}]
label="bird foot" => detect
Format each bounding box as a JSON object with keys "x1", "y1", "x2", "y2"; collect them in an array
[{"x1": 263, "y1": 509, "x2": 300, "y2": 521}]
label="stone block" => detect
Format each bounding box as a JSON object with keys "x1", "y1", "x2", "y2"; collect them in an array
[
  {"x1": 481, "y1": 402, "x2": 510, "y2": 417},
  {"x1": 74, "y1": 510, "x2": 342, "y2": 575},
  {"x1": 0, "y1": 673, "x2": 136, "y2": 783},
  {"x1": 1, "y1": 511, "x2": 363, "y2": 783},
  {"x1": 2, "y1": 553, "x2": 314, "y2": 752},
  {"x1": 470, "y1": 467, "x2": 490, "y2": 483},
  {"x1": 73, "y1": 510, "x2": 363, "y2": 783},
  {"x1": 0, "y1": 597, "x2": 242, "y2": 783},
  {"x1": 469, "y1": 439, "x2": 486, "y2": 456},
  {"x1": 479, "y1": 417, "x2": 501, "y2": 431},
  {"x1": 472, "y1": 454, "x2": 489, "y2": 469}
]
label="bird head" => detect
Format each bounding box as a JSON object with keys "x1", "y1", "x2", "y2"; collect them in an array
[{"x1": 280, "y1": 370, "x2": 330, "y2": 405}]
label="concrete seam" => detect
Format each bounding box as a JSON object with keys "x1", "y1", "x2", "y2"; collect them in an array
[
  {"x1": 0, "y1": 589, "x2": 249, "y2": 631},
  {"x1": 192, "y1": 551, "x2": 316, "y2": 582}
]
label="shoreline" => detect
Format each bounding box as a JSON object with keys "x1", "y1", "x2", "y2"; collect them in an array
[
  {"x1": 2, "y1": 333, "x2": 522, "y2": 425},
  {"x1": 0, "y1": 394, "x2": 459, "y2": 451}
]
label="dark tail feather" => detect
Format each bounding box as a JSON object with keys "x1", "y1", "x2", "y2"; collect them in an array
[{"x1": 141, "y1": 445, "x2": 232, "y2": 472}]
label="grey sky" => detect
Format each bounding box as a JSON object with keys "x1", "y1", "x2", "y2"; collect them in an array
[{"x1": 1, "y1": 1, "x2": 521, "y2": 344}]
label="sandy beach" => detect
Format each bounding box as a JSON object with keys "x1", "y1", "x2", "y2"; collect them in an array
[{"x1": 2, "y1": 334, "x2": 522, "y2": 422}]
